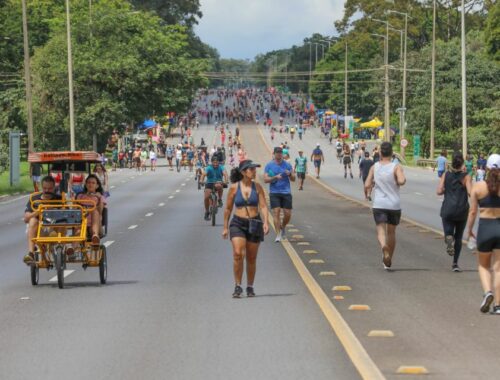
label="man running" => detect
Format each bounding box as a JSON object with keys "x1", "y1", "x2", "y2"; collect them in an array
[
  {"x1": 365, "y1": 142, "x2": 406, "y2": 269},
  {"x1": 200, "y1": 157, "x2": 228, "y2": 220},
  {"x1": 294, "y1": 150, "x2": 307, "y2": 190},
  {"x1": 264, "y1": 147, "x2": 295, "y2": 242},
  {"x1": 310, "y1": 143, "x2": 324, "y2": 179}
]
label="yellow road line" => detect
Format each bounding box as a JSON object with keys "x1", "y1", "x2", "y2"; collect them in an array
[{"x1": 253, "y1": 124, "x2": 385, "y2": 380}]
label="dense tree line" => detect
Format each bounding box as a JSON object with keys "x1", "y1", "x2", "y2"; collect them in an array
[
  {"x1": 249, "y1": 0, "x2": 499, "y2": 156},
  {"x1": 0, "y1": 0, "x2": 213, "y2": 151}
]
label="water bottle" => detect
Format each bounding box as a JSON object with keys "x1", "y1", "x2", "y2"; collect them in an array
[{"x1": 467, "y1": 237, "x2": 477, "y2": 250}]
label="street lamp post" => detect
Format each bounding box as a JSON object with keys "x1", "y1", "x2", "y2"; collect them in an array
[
  {"x1": 21, "y1": 0, "x2": 34, "y2": 153},
  {"x1": 372, "y1": 18, "x2": 391, "y2": 142},
  {"x1": 388, "y1": 9, "x2": 410, "y2": 157},
  {"x1": 66, "y1": 0, "x2": 76, "y2": 151}
]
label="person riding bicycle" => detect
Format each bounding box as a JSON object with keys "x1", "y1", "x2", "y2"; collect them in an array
[{"x1": 201, "y1": 157, "x2": 228, "y2": 220}]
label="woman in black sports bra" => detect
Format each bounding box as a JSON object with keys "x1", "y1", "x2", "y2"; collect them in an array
[
  {"x1": 223, "y1": 160, "x2": 269, "y2": 298},
  {"x1": 466, "y1": 154, "x2": 500, "y2": 315}
]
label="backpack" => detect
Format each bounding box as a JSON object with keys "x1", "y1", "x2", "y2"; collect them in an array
[{"x1": 440, "y1": 172, "x2": 469, "y2": 220}]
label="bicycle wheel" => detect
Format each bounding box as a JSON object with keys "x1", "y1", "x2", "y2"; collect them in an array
[
  {"x1": 54, "y1": 247, "x2": 65, "y2": 289},
  {"x1": 211, "y1": 194, "x2": 217, "y2": 226},
  {"x1": 30, "y1": 253, "x2": 39, "y2": 286}
]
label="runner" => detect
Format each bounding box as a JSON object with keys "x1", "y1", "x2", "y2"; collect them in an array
[
  {"x1": 175, "y1": 144, "x2": 183, "y2": 172},
  {"x1": 289, "y1": 124, "x2": 295, "y2": 140},
  {"x1": 140, "y1": 147, "x2": 148, "y2": 172},
  {"x1": 297, "y1": 125, "x2": 303, "y2": 140},
  {"x1": 223, "y1": 160, "x2": 269, "y2": 298},
  {"x1": 437, "y1": 152, "x2": 472, "y2": 272},
  {"x1": 434, "y1": 149, "x2": 448, "y2": 178},
  {"x1": 365, "y1": 142, "x2": 406, "y2": 269},
  {"x1": 359, "y1": 151, "x2": 374, "y2": 200},
  {"x1": 335, "y1": 139, "x2": 343, "y2": 163},
  {"x1": 264, "y1": 147, "x2": 295, "y2": 242},
  {"x1": 294, "y1": 150, "x2": 308, "y2": 190},
  {"x1": 310, "y1": 143, "x2": 324, "y2": 179},
  {"x1": 466, "y1": 154, "x2": 500, "y2": 314},
  {"x1": 166, "y1": 145, "x2": 174, "y2": 170}
]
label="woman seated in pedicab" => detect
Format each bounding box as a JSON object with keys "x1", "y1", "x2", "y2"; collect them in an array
[{"x1": 74, "y1": 174, "x2": 106, "y2": 247}]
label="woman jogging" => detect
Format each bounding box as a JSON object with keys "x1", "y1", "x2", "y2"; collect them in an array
[
  {"x1": 466, "y1": 154, "x2": 500, "y2": 315},
  {"x1": 437, "y1": 152, "x2": 472, "y2": 272},
  {"x1": 223, "y1": 160, "x2": 269, "y2": 298}
]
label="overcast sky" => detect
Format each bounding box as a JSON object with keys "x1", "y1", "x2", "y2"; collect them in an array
[{"x1": 194, "y1": 0, "x2": 345, "y2": 60}]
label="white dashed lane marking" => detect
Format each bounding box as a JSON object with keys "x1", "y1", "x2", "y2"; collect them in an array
[
  {"x1": 415, "y1": 192, "x2": 423, "y2": 196},
  {"x1": 103, "y1": 240, "x2": 114, "y2": 248},
  {"x1": 128, "y1": 225, "x2": 138, "y2": 230},
  {"x1": 175, "y1": 190, "x2": 180, "y2": 193},
  {"x1": 145, "y1": 212, "x2": 154, "y2": 217},
  {"x1": 110, "y1": 185, "x2": 116, "y2": 189},
  {"x1": 169, "y1": 196, "x2": 174, "y2": 199},
  {"x1": 49, "y1": 270, "x2": 75, "y2": 282},
  {"x1": 159, "y1": 203, "x2": 165, "y2": 207}
]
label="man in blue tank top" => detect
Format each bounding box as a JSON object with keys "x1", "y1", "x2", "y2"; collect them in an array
[{"x1": 264, "y1": 147, "x2": 295, "y2": 242}]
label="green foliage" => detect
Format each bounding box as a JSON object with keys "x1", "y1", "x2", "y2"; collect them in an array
[{"x1": 129, "y1": 0, "x2": 202, "y2": 27}]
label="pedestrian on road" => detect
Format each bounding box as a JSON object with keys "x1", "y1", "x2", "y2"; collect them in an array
[
  {"x1": 223, "y1": 160, "x2": 269, "y2": 298},
  {"x1": 359, "y1": 151, "x2": 374, "y2": 200},
  {"x1": 435, "y1": 150, "x2": 448, "y2": 178},
  {"x1": 343, "y1": 142, "x2": 353, "y2": 179},
  {"x1": 365, "y1": 142, "x2": 406, "y2": 269},
  {"x1": 437, "y1": 152, "x2": 472, "y2": 272},
  {"x1": 295, "y1": 150, "x2": 308, "y2": 190},
  {"x1": 264, "y1": 147, "x2": 295, "y2": 242},
  {"x1": 30, "y1": 163, "x2": 43, "y2": 192},
  {"x1": 310, "y1": 143, "x2": 324, "y2": 179},
  {"x1": 466, "y1": 154, "x2": 500, "y2": 314}
]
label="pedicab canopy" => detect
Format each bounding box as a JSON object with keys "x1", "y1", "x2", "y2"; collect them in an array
[
  {"x1": 360, "y1": 117, "x2": 383, "y2": 128},
  {"x1": 28, "y1": 151, "x2": 102, "y2": 164}
]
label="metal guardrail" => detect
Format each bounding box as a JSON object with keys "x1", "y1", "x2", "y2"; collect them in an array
[{"x1": 416, "y1": 158, "x2": 435, "y2": 167}]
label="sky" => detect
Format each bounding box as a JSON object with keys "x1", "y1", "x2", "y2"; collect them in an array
[{"x1": 194, "y1": 0, "x2": 345, "y2": 60}]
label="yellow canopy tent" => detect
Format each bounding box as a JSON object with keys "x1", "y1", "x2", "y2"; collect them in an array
[
  {"x1": 360, "y1": 117, "x2": 383, "y2": 128},
  {"x1": 324, "y1": 110, "x2": 335, "y2": 115}
]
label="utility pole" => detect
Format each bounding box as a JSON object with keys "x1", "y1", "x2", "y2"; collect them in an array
[
  {"x1": 384, "y1": 21, "x2": 390, "y2": 142},
  {"x1": 430, "y1": 0, "x2": 436, "y2": 158},
  {"x1": 315, "y1": 43, "x2": 318, "y2": 65},
  {"x1": 461, "y1": 0, "x2": 467, "y2": 156},
  {"x1": 21, "y1": 0, "x2": 34, "y2": 153},
  {"x1": 66, "y1": 0, "x2": 76, "y2": 151},
  {"x1": 308, "y1": 42, "x2": 312, "y2": 98},
  {"x1": 344, "y1": 41, "x2": 348, "y2": 119},
  {"x1": 388, "y1": 10, "x2": 410, "y2": 157}
]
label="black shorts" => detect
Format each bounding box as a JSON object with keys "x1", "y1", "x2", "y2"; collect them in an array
[
  {"x1": 343, "y1": 156, "x2": 352, "y2": 165},
  {"x1": 477, "y1": 218, "x2": 500, "y2": 252},
  {"x1": 270, "y1": 193, "x2": 293, "y2": 210},
  {"x1": 373, "y1": 208, "x2": 401, "y2": 226},
  {"x1": 314, "y1": 160, "x2": 322, "y2": 168},
  {"x1": 230, "y1": 215, "x2": 264, "y2": 243},
  {"x1": 297, "y1": 172, "x2": 306, "y2": 180}
]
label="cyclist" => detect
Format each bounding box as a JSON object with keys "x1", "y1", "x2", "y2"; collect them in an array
[{"x1": 201, "y1": 157, "x2": 228, "y2": 220}]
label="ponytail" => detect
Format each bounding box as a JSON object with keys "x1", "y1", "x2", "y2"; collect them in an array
[
  {"x1": 230, "y1": 168, "x2": 243, "y2": 183},
  {"x1": 487, "y1": 168, "x2": 499, "y2": 196}
]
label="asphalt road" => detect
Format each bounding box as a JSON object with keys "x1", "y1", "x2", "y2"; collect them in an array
[{"x1": 0, "y1": 125, "x2": 359, "y2": 380}]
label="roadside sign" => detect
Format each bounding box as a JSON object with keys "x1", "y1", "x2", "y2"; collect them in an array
[{"x1": 400, "y1": 139, "x2": 408, "y2": 148}]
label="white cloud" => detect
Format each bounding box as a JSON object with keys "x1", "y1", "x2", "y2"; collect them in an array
[{"x1": 195, "y1": 0, "x2": 345, "y2": 59}]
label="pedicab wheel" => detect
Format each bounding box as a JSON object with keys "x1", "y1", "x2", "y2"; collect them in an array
[
  {"x1": 55, "y1": 251, "x2": 65, "y2": 289},
  {"x1": 30, "y1": 253, "x2": 39, "y2": 286},
  {"x1": 211, "y1": 206, "x2": 216, "y2": 226},
  {"x1": 99, "y1": 245, "x2": 107, "y2": 284}
]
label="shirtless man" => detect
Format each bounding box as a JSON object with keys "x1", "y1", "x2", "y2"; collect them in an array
[{"x1": 310, "y1": 143, "x2": 325, "y2": 179}]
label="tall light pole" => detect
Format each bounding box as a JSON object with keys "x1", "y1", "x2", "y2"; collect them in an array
[
  {"x1": 21, "y1": 0, "x2": 34, "y2": 153},
  {"x1": 315, "y1": 42, "x2": 318, "y2": 65},
  {"x1": 388, "y1": 9, "x2": 410, "y2": 157},
  {"x1": 430, "y1": 0, "x2": 436, "y2": 158},
  {"x1": 460, "y1": 0, "x2": 467, "y2": 156},
  {"x1": 308, "y1": 42, "x2": 312, "y2": 98},
  {"x1": 66, "y1": 0, "x2": 76, "y2": 151},
  {"x1": 344, "y1": 41, "x2": 348, "y2": 119},
  {"x1": 372, "y1": 18, "x2": 392, "y2": 142}
]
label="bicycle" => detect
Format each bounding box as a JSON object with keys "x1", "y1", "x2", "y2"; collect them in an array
[{"x1": 200, "y1": 182, "x2": 227, "y2": 226}]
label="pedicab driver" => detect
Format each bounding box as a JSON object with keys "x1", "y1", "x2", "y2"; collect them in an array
[{"x1": 23, "y1": 176, "x2": 62, "y2": 264}]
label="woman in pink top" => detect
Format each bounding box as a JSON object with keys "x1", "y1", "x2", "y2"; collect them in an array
[{"x1": 76, "y1": 174, "x2": 106, "y2": 246}]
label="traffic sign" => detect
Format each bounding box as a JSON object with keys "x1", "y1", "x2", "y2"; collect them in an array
[{"x1": 400, "y1": 138, "x2": 408, "y2": 148}]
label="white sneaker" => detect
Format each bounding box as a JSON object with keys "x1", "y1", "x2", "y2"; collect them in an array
[{"x1": 275, "y1": 231, "x2": 282, "y2": 242}]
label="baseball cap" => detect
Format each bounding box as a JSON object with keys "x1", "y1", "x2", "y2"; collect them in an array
[
  {"x1": 274, "y1": 147, "x2": 283, "y2": 153},
  {"x1": 486, "y1": 153, "x2": 500, "y2": 169},
  {"x1": 316, "y1": 143, "x2": 320, "y2": 147},
  {"x1": 239, "y1": 160, "x2": 261, "y2": 171}
]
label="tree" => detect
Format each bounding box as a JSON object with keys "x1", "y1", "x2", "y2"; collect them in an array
[
  {"x1": 129, "y1": 0, "x2": 202, "y2": 27},
  {"x1": 30, "y1": 0, "x2": 208, "y2": 151}
]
